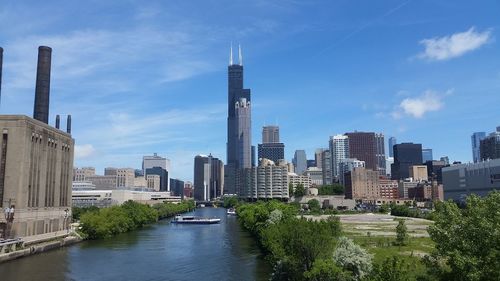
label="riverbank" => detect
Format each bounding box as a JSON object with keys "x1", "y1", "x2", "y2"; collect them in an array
[
  {"x1": 0, "y1": 231, "x2": 81, "y2": 264},
  {"x1": 0, "y1": 207, "x2": 271, "y2": 281}
]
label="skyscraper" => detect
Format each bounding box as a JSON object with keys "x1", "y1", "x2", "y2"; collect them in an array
[
  {"x1": 388, "y1": 137, "x2": 397, "y2": 158},
  {"x1": 329, "y1": 135, "x2": 349, "y2": 179},
  {"x1": 480, "y1": 128, "x2": 500, "y2": 161},
  {"x1": 293, "y1": 150, "x2": 307, "y2": 175},
  {"x1": 391, "y1": 143, "x2": 423, "y2": 180},
  {"x1": 471, "y1": 132, "x2": 486, "y2": 163},
  {"x1": 422, "y1": 148, "x2": 433, "y2": 163},
  {"x1": 262, "y1": 125, "x2": 279, "y2": 143},
  {"x1": 344, "y1": 132, "x2": 377, "y2": 171},
  {"x1": 194, "y1": 154, "x2": 224, "y2": 201},
  {"x1": 143, "y1": 153, "x2": 170, "y2": 191},
  {"x1": 225, "y1": 45, "x2": 252, "y2": 195},
  {"x1": 321, "y1": 150, "x2": 332, "y2": 185},
  {"x1": 375, "y1": 133, "x2": 386, "y2": 175},
  {"x1": 258, "y1": 125, "x2": 285, "y2": 164},
  {"x1": 315, "y1": 148, "x2": 325, "y2": 169}
]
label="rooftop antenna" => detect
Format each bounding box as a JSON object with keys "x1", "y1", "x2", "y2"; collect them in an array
[
  {"x1": 229, "y1": 42, "x2": 233, "y2": 66},
  {"x1": 238, "y1": 44, "x2": 242, "y2": 66}
]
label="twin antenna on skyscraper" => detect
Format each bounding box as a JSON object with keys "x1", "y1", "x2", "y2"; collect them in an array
[{"x1": 229, "y1": 43, "x2": 243, "y2": 66}]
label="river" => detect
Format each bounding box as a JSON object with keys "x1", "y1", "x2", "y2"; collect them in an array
[{"x1": 0, "y1": 207, "x2": 272, "y2": 281}]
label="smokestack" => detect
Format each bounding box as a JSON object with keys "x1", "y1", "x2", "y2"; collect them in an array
[
  {"x1": 0, "y1": 47, "x2": 3, "y2": 106},
  {"x1": 33, "y1": 46, "x2": 52, "y2": 124},
  {"x1": 66, "y1": 115, "x2": 71, "y2": 134},
  {"x1": 55, "y1": 115, "x2": 60, "y2": 129}
]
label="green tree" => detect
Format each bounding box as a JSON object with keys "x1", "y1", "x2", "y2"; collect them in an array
[
  {"x1": 318, "y1": 184, "x2": 345, "y2": 195},
  {"x1": 289, "y1": 182, "x2": 294, "y2": 198},
  {"x1": 378, "y1": 204, "x2": 390, "y2": 214},
  {"x1": 308, "y1": 199, "x2": 321, "y2": 213},
  {"x1": 294, "y1": 183, "x2": 306, "y2": 197},
  {"x1": 425, "y1": 191, "x2": 500, "y2": 281},
  {"x1": 369, "y1": 256, "x2": 412, "y2": 281},
  {"x1": 394, "y1": 219, "x2": 409, "y2": 246},
  {"x1": 304, "y1": 259, "x2": 353, "y2": 281},
  {"x1": 223, "y1": 196, "x2": 239, "y2": 208}
]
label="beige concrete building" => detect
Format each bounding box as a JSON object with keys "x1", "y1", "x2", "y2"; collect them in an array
[
  {"x1": 73, "y1": 167, "x2": 95, "y2": 181},
  {"x1": 146, "y1": 174, "x2": 161, "y2": 191},
  {"x1": 0, "y1": 115, "x2": 74, "y2": 239},
  {"x1": 116, "y1": 168, "x2": 135, "y2": 188},
  {"x1": 344, "y1": 167, "x2": 380, "y2": 200},
  {"x1": 86, "y1": 175, "x2": 117, "y2": 190},
  {"x1": 288, "y1": 172, "x2": 312, "y2": 190},
  {"x1": 409, "y1": 165, "x2": 428, "y2": 181},
  {"x1": 134, "y1": 176, "x2": 147, "y2": 188}
]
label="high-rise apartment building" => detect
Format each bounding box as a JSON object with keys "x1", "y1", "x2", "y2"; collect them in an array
[
  {"x1": 194, "y1": 154, "x2": 224, "y2": 201},
  {"x1": 471, "y1": 132, "x2": 486, "y2": 163},
  {"x1": 262, "y1": 125, "x2": 279, "y2": 143},
  {"x1": 321, "y1": 150, "x2": 332, "y2": 185},
  {"x1": 293, "y1": 150, "x2": 307, "y2": 175},
  {"x1": 329, "y1": 135, "x2": 349, "y2": 180},
  {"x1": 225, "y1": 46, "x2": 252, "y2": 195},
  {"x1": 375, "y1": 133, "x2": 386, "y2": 175},
  {"x1": 315, "y1": 148, "x2": 325, "y2": 169},
  {"x1": 143, "y1": 153, "x2": 170, "y2": 191},
  {"x1": 480, "y1": 127, "x2": 500, "y2": 161},
  {"x1": 422, "y1": 148, "x2": 433, "y2": 163},
  {"x1": 388, "y1": 137, "x2": 397, "y2": 158},
  {"x1": 391, "y1": 143, "x2": 423, "y2": 180},
  {"x1": 344, "y1": 132, "x2": 385, "y2": 174}
]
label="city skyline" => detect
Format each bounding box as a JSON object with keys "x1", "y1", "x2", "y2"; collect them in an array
[{"x1": 1, "y1": 1, "x2": 499, "y2": 181}]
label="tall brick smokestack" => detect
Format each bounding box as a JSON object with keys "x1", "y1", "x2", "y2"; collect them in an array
[{"x1": 33, "y1": 46, "x2": 52, "y2": 124}]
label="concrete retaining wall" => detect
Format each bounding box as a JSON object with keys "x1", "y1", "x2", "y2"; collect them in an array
[{"x1": 0, "y1": 236, "x2": 80, "y2": 264}]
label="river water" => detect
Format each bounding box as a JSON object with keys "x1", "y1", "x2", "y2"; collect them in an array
[{"x1": 0, "y1": 207, "x2": 271, "y2": 281}]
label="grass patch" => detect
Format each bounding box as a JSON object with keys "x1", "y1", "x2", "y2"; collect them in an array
[{"x1": 346, "y1": 234, "x2": 434, "y2": 278}]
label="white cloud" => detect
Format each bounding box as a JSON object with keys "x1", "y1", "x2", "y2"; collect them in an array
[
  {"x1": 418, "y1": 27, "x2": 491, "y2": 61},
  {"x1": 394, "y1": 90, "x2": 452, "y2": 118},
  {"x1": 75, "y1": 144, "x2": 96, "y2": 159}
]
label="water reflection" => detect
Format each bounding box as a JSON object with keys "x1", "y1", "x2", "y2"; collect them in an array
[{"x1": 0, "y1": 208, "x2": 271, "y2": 281}]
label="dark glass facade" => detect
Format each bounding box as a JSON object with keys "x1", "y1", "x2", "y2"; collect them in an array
[
  {"x1": 257, "y1": 143, "x2": 285, "y2": 164},
  {"x1": 145, "y1": 167, "x2": 168, "y2": 191},
  {"x1": 391, "y1": 143, "x2": 423, "y2": 180}
]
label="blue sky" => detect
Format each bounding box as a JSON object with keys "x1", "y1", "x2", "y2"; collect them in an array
[{"x1": 1, "y1": 0, "x2": 499, "y2": 181}]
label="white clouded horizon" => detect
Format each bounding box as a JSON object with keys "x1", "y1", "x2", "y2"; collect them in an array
[
  {"x1": 418, "y1": 27, "x2": 491, "y2": 61},
  {"x1": 75, "y1": 144, "x2": 96, "y2": 159},
  {"x1": 391, "y1": 89, "x2": 452, "y2": 119}
]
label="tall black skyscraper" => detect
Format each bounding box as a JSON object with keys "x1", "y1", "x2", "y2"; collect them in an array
[
  {"x1": 391, "y1": 143, "x2": 423, "y2": 180},
  {"x1": 225, "y1": 45, "x2": 252, "y2": 195}
]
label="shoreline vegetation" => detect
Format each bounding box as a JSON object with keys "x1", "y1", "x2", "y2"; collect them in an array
[
  {"x1": 236, "y1": 191, "x2": 500, "y2": 281},
  {"x1": 76, "y1": 200, "x2": 195, "y2": 240}
]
